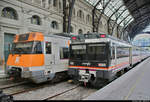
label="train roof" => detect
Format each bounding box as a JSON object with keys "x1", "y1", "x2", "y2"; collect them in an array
[
  {"x1": 53, "y1": 33, "x2": 75, "y2": 37},
  {"x1": 71, "y1": 33, "x2": 132, "y2": 47},
  {"x1": 45, "y1": 33, "x2": 76, "y2": 39}
]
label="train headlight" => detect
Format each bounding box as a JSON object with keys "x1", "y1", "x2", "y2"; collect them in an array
[
  {"x1": 98, "y1": 63, "x2": 106, "y2": 67},
  {"x1": 70, "y1": 62, "x2": 74, "y2": 65}
]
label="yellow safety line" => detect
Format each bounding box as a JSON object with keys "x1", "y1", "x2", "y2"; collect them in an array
[{"x1": 124, "y1": 67, "x2": 145, "y2": 100}]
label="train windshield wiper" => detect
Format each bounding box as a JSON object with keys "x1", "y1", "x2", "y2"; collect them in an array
[{"x1": 15, "y1": 48, "x2": 24, "y2": 54}]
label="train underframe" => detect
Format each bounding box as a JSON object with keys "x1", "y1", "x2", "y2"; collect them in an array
[
  {"x1": 68, "y1": 68, "x2": 114, "y2": 88},
  {"x1": 6, "y1": 67, "x2": 68, "y2": 84},
  {"x1": 68, "y1": 63, "x2": 140, "y2": 88}
]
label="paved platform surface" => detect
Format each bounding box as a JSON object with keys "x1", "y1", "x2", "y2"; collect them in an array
[
  {"x1": 0, "y1": 66, "x2": 6, "y2": 78},
  {"x1": 85, "y1": 57, "x2": 150, "y2": 100},
  {"x1": 0, "y1": 70, "x2": 6, "y2": 78}
]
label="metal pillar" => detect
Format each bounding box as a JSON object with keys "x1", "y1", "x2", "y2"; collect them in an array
[
  {"x1": 92, "y1": 0, "x2": 111, "y2": 32},
  {"x1": 63, "y1": 0, "x2": 67, "y2": 32},
  {"x1": 67, "y1": 0, "x2": 75, "y2": 33}
]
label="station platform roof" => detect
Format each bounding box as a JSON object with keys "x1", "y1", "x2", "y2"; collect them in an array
[{"x1": 85, "y1": 0, "x2": 150, "y2": 39}]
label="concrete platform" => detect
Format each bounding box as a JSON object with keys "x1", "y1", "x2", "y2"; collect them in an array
[
  {"x1": 85, "y1": 57, "x2": 150, "y2": 100},
  {"x1": 0, "y1": 70, "x2": 6, "y2": 78},
  {"x1": 0, "y1": 66, "x2": 6, "y2": 78}
]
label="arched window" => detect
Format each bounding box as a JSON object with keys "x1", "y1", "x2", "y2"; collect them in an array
[
  {"x1": 59, "y1": 1, "x2": 62, "y2": 9},
  {"x1": 53, "y1": 0, "x2": 58, "y2": 7},
  {"x1": 86, "y1": 14, "x2": 91, "y2": 24},
  {"x1": 77, "y1": 10, "x2": 84, "y2": 20},
  {"x1": 83, "y1": 13, "x2": 84, "y2": 20},
  {"x1": 77, "y1": 10, "x2": 82, "y2": 18},
  {"x1": 78, "y1": 29, "x2": 83, "y2": 34},
  {"x1": 31, "y1": 15, "x2": 41, "y2": 25},
  {"x1": 1, "y1": 7, "x2": 18, "y2": 20},
  {"x1": 51, "y1": 21, "x2": 59, "y2": 29}
]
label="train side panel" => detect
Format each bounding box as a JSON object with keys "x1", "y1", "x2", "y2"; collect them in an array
[
  {"x1": 7, "y1": 32, "x2": 70, "y2": 83},
  {"x1": 31, "y1": 36, "x2": 70, "y2": 83}
]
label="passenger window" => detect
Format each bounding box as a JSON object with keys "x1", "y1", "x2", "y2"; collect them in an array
[
  {"x1": 46, "y1": 42, "x2": 51, "y2": 54},
  {"x1": 111, "y1": 47, "x2": 115, "y2": 59},
  {"x1": 60, "y1": 48, "x2": 69, "y2": 59}
]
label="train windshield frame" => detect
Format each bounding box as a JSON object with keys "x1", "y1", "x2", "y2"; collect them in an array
[
  {"x1": 70, "y1": 43, "x2": 108, "y2": 62},
  {"x1": 11, "y1": 41, "x2": 43, "y2": 54}
]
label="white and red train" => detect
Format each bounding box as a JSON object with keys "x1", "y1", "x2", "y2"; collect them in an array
[{"x1": 68, "y1": 33, "x2": 150, "y2": 88}]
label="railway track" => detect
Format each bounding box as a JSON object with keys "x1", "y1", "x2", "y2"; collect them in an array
[
  {"x1": 8, "y1": 79, "x2": 69, "y2": 96},
  {"x1": 9, "y1": 85, "x2": 46, "y2": 96},
  {"x1": 43, "y1": 84, "x2": 80, "y2": 100},
  {"x1": 10, "y1": 81, "x2": 98, "y2": 100},
  {"x1": 1, "y1": 72, "x2": 69, "y2": 96},
  {"x1": 0, "y1": 81, "x2": 29, "y2": 90}
]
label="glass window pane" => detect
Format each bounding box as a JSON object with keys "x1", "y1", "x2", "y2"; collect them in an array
[{"x1": 85, "y1": 0, "x2": 134, "y2": 26}]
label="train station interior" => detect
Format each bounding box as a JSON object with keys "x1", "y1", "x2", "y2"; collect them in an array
[{"x1": 0, "y1": 0, "x2": 150, "y2": 101}]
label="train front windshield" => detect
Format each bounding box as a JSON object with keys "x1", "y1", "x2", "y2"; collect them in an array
[
  {"x1": 70, "y1": 43, "x2": 107, "y2": 61},
  {"x1": 11, "y1": 41, "x2": 42, "y2": 54}
]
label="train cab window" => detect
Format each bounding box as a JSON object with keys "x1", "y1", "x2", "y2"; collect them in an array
[
  {"x1": 46, "y1": 42, "x2": 51, "y2": 54},
  {"x1": 60, "y1": 48, "x2": 69, "y2": 59},
  {"x1": 87, "y1": 44, "x2": 106, "y2": 61},
  {"x1": 34, "y1": 42, "x2": 42, "y2": 54},
  {"x1": 70, "y1": 45, "x2": 87, "y2": 60}
]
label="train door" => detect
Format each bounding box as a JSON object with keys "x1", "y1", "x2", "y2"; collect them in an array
[
  {"x1": 59, "y1": 46, "x2": 69, "y2": 71},
  {"x1": 114, "y1": 46, "x2": 117, "y2": 66},
  {"x1": 129, "y1": 47, "x2": 132, "y2": 66},
  {"x1": 55, "y1": 39, "x2": 69, "y2": 72},
  {"x1": 110, "y1": 43, "x2": 117, "y2": 67},
  {"x1": 45, "y1": 41, "x2": 55, "y2": 75}
]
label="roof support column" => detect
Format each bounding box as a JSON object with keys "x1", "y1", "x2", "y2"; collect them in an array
[
  {"x1": 92, "y1": 0, "x2": 111, "y2": 32},
  {"x1": 107, "y1": 4, "x2": 124, "y2": 35},
  {"x1": 92, "y1": 0, "x2": 102, "y2": 32},
  {"x1": 67, "y1": 0, "x2": 75, "y2": 33},
  {"x1": 63, "y1": 0, "x2": 67, "y2": 32}
]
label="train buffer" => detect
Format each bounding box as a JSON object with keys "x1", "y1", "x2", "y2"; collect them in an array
[{"x1": 84, "y1": 57, "x2": 150, "y2": 100}]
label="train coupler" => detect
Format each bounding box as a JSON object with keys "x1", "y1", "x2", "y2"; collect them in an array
[{"x1": 79, "y1": 74, "x2": 91, "y2": 83}]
